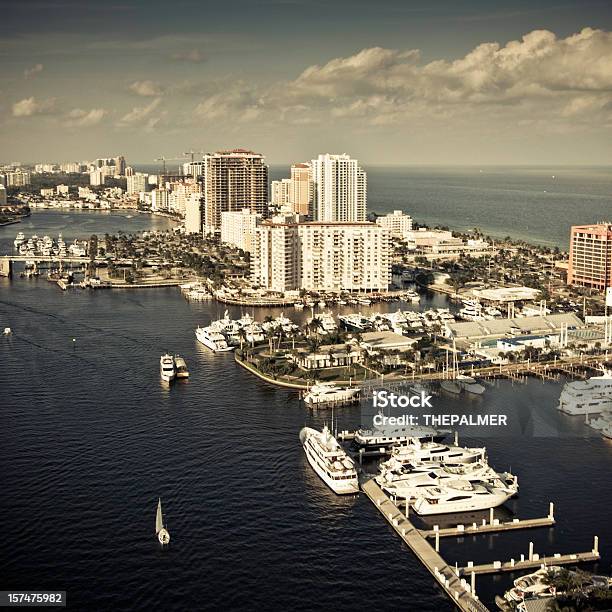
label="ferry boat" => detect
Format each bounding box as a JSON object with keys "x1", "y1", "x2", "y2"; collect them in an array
[
  {"x1": 557, "y1": 369, "x2": 612, "y2": 415},
  {"x1": 303, "y1": 382, "x2": 361, "y2": 406},
  {"x1": 159, "y1": 354, "x2": 176, "y2": 382},
  {"x1": 412, "y1": 479, "x2": 517, "y2": 515},
  {"x1": 195, "y1": 326, "x2": 233, "y2": 352},
  {"x1": 299, "y1": 425, "x2": 359, "y2": 494},
  {"x1": 174, "y1": 355, "x2": 189, "y2": 378},
  {"x1": 14, "y1": 232, "x2": 25, "y2": 248}
]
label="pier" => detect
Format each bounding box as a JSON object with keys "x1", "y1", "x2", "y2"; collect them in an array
[
  {"x1": 362, "y1": 478, "x2": 489, "y2": 612},
  {"x1": 363, "y1": 479, "x2": 602, "y2": 611}
]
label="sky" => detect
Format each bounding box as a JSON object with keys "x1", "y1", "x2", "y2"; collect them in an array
[{"x1": 1, "y1": 0, "x2": 612, "y2": 166}]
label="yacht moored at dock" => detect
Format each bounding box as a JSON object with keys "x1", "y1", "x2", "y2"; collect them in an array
[
  {"x1": 303, "y1": 382, "x2": 361, "y2": 406},
  {"x1": 195, "y1": 326, "x2": 233, "y2": 352},
  {"x1": 299, "y1": 425, "x2": 359, "y2": 494},
  {"x1": 557, "y1": 369, "x2": 612, "y2": 415}
]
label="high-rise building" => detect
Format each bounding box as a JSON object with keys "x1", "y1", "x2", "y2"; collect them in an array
[
  {"x1": 185, "y1": 194, "x2": 203, "y2": 234},
  {"x1": 201, "y1": 149, "x2": 268, "y2": 232},
  {"x1": 252, "y1": 220, "x2": 389, "y2": 292},
  {"x1": 221, "y1": 208, "x2": 261, "y2": 253},
  {"x1": 127, "y1": 173, "x2": 149, "y2": 194},
  {"x1": 0, "y1": 184, "x2": 7, "y2": 206},
  {"x1": 568, "y1": 223, "x2": 612, "y2": 291},
  {"x1": 290, "y1": 163, "x2": 312, "y2": 217},
  {"x1": 271, "y1": 179, "x2": 292, "y2": 208},
  {"x1": 5, "y1": 170, "x2": 31, "y2": 187},
  {"x1": 114, "y1": 156, "x2": 126, "y2": 176},
  {"x1": 90, "y1": 170, "x2": 105, "y2": 186},
  {"x1": 376, "y1": 210, "x2": 413, "y2": 239},
  {"x1": 183, "y1": 161, "x2": 204, "y2": 178},
  {"x1": 310, "y1": 154, "x2": 366, "y2": 222},
  {"x1": 151, "y1": 187, "x2": 169, "y2": 211}
]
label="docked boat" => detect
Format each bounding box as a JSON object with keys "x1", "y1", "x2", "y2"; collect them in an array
[
  {"x1": 458, "y1": 299, "x2": 485, "y2": 321},
  {"x1": 382, "y1": 437, "x2": 486, "y2": 470},
  {"x1": 3, "y1": 327, "x2": 11, "y2": 335},
  {"x1": 174, "y1": 355, "x2": 189, "y2": 378},
  {"x1": 155, "y1": 498, "x2": 170, "y2": 545},
  {"x1": 440, "y1": 380, "x2": 462, "y2": 395},
  {"x1": 159, "y1": 354, "x2": 176, "y2": 382},
  {"x1": 377, "y1": 460, "x2": 517, "y2": 500},
  {"x1": 457, "y1": 374, "x2": 486, "y2": 395},
  {"x1": 299, "y1": 425, "x2": 359, "y2": 494},
  {"x1": 14, "y1": 232, "x2": 25, "y2": 248},
  {"x1": 339, "y1": 313, "x2": 372, "y2": 332},
  {"x1": 303, "y1": 382, "x2": 361, "y2": 406},
  {"x1": 195, "y1": 326, "x2": 233, "y2": 352},
  {"x1": 353, "y1": 413, "x2": 447, "y2": 449},
  {"x1": 412, "y1": 479, "x2": 517, "y2": 515},
  {"x1": 557, "y1": 369, "x2": 612, "y2": 415}
]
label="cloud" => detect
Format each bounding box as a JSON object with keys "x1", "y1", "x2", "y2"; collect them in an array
[
  {"x1": 64, "y1": 108, "x2": 107, "y2": 127},
  {"x1": 12, "y1": 96, "x2": 56, "y2": 117},
  {"x1": 118, "y1": 98, "x2": 162, "y2": 126},
  {"x1": 190, "y1": 27, "x2": 612, "y2": 130},
  {"x1": 128, "y1": 80, "x2": 164, "y2": 97},
  {"x1": 172, "y1": 49, "x2": 206, "y2": 63},
  {"x1": 24, "y1": 63, "x2": 44, "y2": 79}
]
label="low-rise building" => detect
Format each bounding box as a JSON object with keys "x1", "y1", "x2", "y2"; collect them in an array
[{"x1": 376, "y1": 210, "x2": 413, "y2": 239}]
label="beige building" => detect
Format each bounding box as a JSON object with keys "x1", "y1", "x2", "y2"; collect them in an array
[
  {"x1": 271, "y1": 178, "x2": 292, "y2": 208},
  {"x1": 311, "y1": 154, "x2": 366, "y2": 222},
  {"x1": 376, "y1": 210, "x2": 413, "y2": 239},
  {"x1": 221, "y1": 208, "x2": 261, "y2": 253},
  {"x1": 184, "y1": 194, "x2": 203, "y2": 234},
  {"x1": 568, "y1": 223, "x2": 612, "y2": 291},
  {"x1": 252, "y1": 220, "x2": 390, "y2": 293},
  {"x1": 201, "y1": 149, "x2": 268, "y2": 232},
  {"x1": 290, "y1": 163, "x2": 312, "y2": 217}
]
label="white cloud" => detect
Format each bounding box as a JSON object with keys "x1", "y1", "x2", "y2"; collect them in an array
[
  {"x1": 12, "y1": 96, "x2": 56, "y2": 117},
  {"x1": 172, "y1": 49, "x2": 205, "y2": 63},
  {"x1": 128, "y1": 80, "x2": 164, "y2": 97},
  {"x1": 24, "y1": 63, "x2": 44, "y2": 79},
  {"x1": 118, "y1": 98, "x2": 162, "y2": 126},
  {"x1": 190, "y1": 27, "x2": 612, "y2": 129},
  {"x1": 64, "y1": 108, "x2": 107, "y2": 127}
]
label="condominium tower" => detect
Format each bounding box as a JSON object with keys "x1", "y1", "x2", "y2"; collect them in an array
[
  {"x1": 568, "y1": 223, "x2": 612, "y2": 291},
  {"x1": 201, "y1": 149, "x2": 268, "y2": 232},
  {"x1": 310, "y1": 154, "x2": 366, "y2": 222}
]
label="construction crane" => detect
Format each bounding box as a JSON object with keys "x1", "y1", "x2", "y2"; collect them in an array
[{"x1": 154, "y1": 156, "x2": 184, "y2": 176}]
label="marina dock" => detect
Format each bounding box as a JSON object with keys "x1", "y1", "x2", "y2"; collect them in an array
[{"x1": 362, "y1": 478, "x2": 489, "y2": 612}]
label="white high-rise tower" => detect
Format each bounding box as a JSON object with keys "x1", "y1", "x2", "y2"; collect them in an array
[{"x1": 311, "y1": 153, "x2": 366, "y2": 222}]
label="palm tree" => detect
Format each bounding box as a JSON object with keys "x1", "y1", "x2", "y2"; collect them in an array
[{"x1": 266, "y1": 328, "x2": 275, "y2": 355}]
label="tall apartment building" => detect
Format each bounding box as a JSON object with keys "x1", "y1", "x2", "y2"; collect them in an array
[
  {"x1": 271, "y1": 179, "x2": 292, "y2": 207},
  {"x1": 5, "y1": 170, "x2": 31, "y2": 187},
  {"x1": 568, "y1": 223, "x2": 612, "y2": 291},
  {"x1": 185, "y1": 195, "x2": 203, "y2": 234},
  {"x1": 151, "y1": 187, "x2": 169, "y2": 211},
  {"x1": 252, "y1": 220, "x2": 390, "y2": 292},
  {"x1": 127, "y1": 173, "x2": 149, "y2": 194},
  {"x1": 90, "y1": 170, "x2": 105, "y2": 187},
  {"x1": 290, "y1": 163, "x2": 312, "y2": 217},
  {"x1": 0, "y1": 184, "x2": 7, "y2": 206},
  {"x1": 201, "y1": 149, "x2": 268, "y2": 232},
  {"x1": 221, "y1": 208, "x2": 261, "y2": 253},
  {"x1": 376, "y1": 210, "x2": 413, "y2": 239},
  {"x1": 310, "y1": 154, "x2": 366, "y2": 222}
]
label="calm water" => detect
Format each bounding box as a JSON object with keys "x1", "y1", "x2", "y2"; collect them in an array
[
  {"x1": 272, "y1": 165, "x2": 612, "y2": 248},
  {"x1": 1, "y1": 207, "x2": 611, "y2": 611}
]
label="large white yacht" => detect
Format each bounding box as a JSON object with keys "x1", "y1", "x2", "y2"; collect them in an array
[
  {"x1": 14, "y1": 232, "x2": 25, "y2": 248},
  {"x1": 159, "y1": 354, "x2": 176, "y2": 382},
  {"x1": 303, "y1": 383, "x2": 361, "y2": 406},
  {"x1": 412, "y1": 479, "x2": 518, "y2": 515},
  {"x1": 377, "y1": 460, "x2": 517, "y2": 501},
  {"x1": 457, "y1": 374, "x2": 486, "y2": 395},
  {"x1": 382, "y1": 438, "x2": 486, "y2": 471},
  {"x1": 458, "y1": 299, "x2": 485, "y2": 321},
  {"x1": 353, "y1": 413, "x2": 448, "y2": 449},
  {"x1": 557, "y1": 369, "x2": 612, "y2": 415},
  {"x1": 195, "y1": 326, "x2": 233, "y2": 352},
  {"x1": 300, "y1": 425, "x2": 359, "y2": 494}
]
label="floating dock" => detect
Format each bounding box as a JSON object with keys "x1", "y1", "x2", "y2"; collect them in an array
[{"x1": 362, "y1": 479, "x2": 489, "y2": 612}]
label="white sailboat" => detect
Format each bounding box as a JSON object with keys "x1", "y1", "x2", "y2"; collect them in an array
[{"x1": 156, "y1": 498, "x2": 170, "y2": 545}]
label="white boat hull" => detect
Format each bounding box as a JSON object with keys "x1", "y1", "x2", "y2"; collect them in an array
[{"x1": 412, "y1": 488, "x2": 513, "y2": 515}]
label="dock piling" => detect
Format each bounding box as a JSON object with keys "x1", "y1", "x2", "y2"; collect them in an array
[{"x1": 529, "y1": 542, "x2": 534, "y2": 561}]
